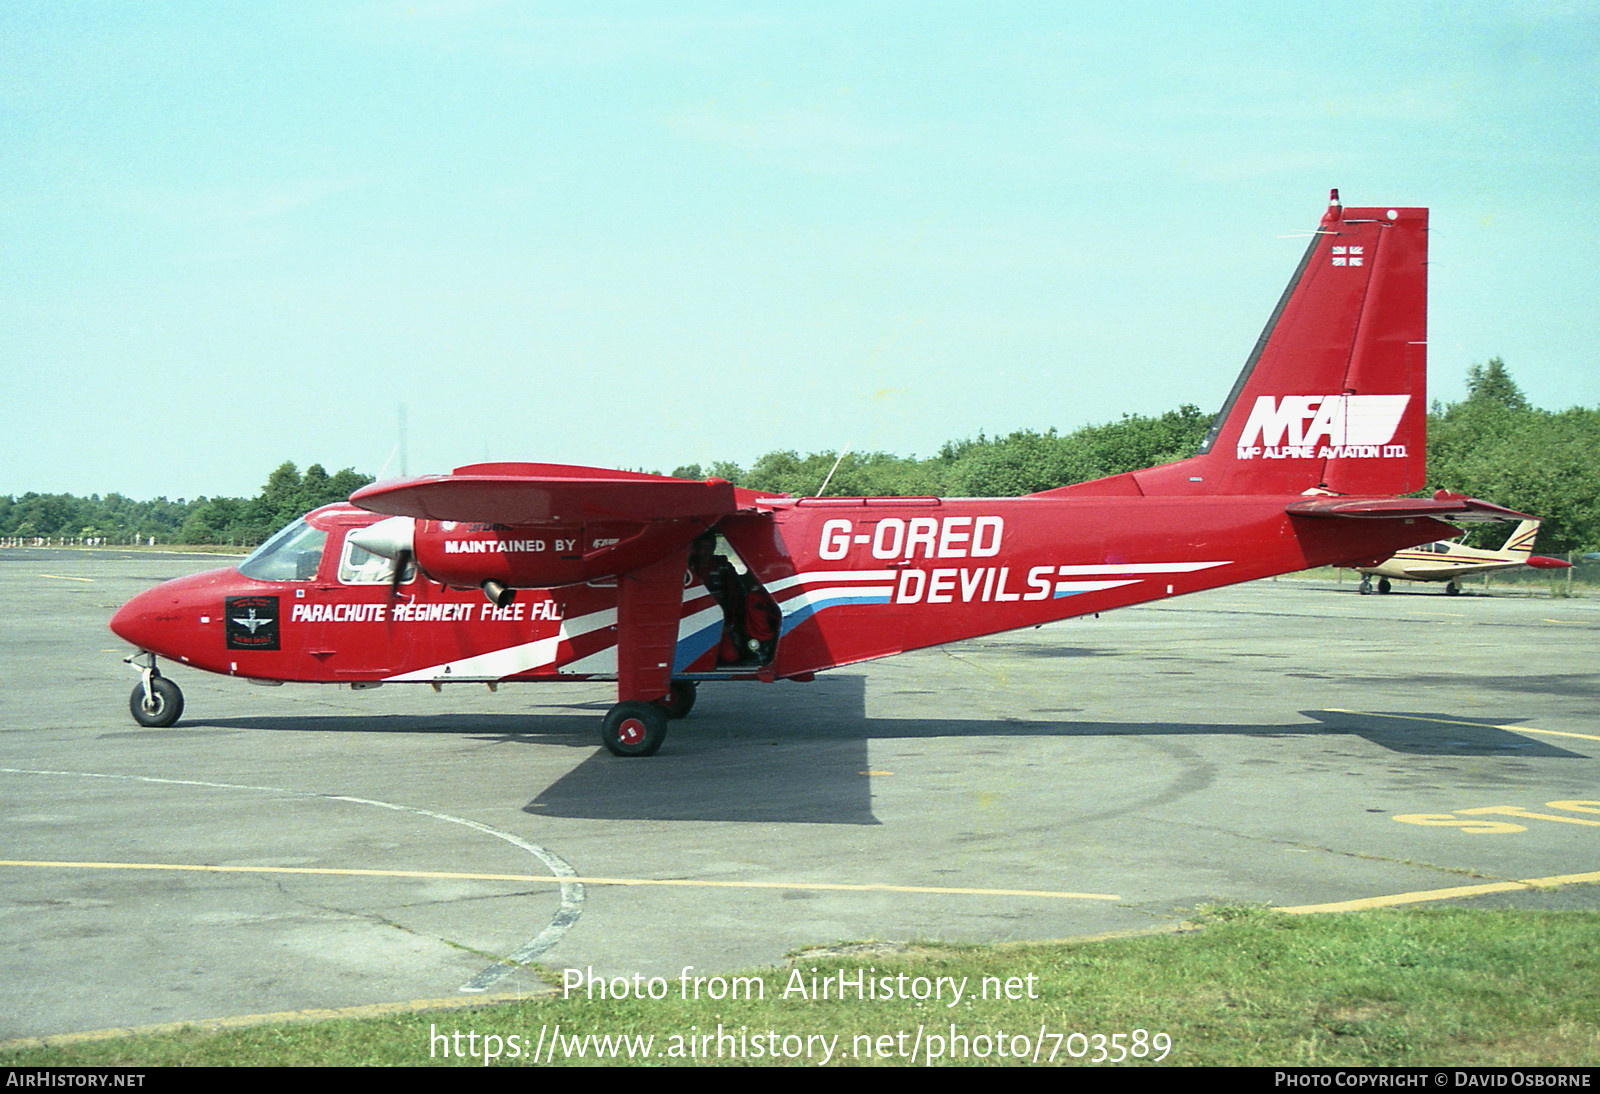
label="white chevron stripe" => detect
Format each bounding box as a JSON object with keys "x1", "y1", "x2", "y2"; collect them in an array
[{"x1": 382, "y1": 607, "x2": 615, "y2": 682}]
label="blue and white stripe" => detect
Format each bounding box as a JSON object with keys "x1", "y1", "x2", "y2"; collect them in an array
[{"x1": 765, "y1": 570, "x2": 898, "y2": 635}]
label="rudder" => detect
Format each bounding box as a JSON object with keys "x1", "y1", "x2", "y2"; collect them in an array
[{"x1": 1138, "y1": 191, "x2": 1429, "y2": 498}]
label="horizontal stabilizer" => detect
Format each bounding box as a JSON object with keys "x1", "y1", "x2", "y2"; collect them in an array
[
  {"x1": 1287, "y1": 490, "x2": 1528, "y2": 524},
  {"x1": 351, "y1": 465, "x2": 777, "y2": 524}
]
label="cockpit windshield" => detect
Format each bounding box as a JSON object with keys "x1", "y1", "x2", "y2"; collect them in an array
[{"x1": 239, "y1": 519, "x2": 327, "y2": 581}]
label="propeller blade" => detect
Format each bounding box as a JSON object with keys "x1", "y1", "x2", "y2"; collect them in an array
[{"x1": 390, "y1": 548, "x2": 413, "y2": 597}]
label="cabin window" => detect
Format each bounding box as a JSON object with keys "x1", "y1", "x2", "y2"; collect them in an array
[
  {"x1": 337, "y1": 536, "x2": 414, "y2": 585},
  {"x1": 239, "y1": 519, "x2": 328, "y2": 581}
]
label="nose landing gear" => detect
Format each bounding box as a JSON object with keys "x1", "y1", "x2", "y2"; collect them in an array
[{"x1": 125, "y1": 651, "x2": 184, "y2": 728}]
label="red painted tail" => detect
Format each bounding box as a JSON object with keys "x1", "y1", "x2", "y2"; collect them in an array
[{"x1": 1051, "y1": 192, "x2": 1428, "y2": 499}]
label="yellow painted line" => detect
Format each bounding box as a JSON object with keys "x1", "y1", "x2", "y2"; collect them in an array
[
  {"x1": 39, "y1": 573, "x2": 94, "y2": 582},
  {"x1": 1491, "y1": 726, "x2": 1600, "y2": 744},
  {"x1": 0, "y1": 859, "x2": 1119, "y2": 902},
  {"x1": 1280, "y1": 870, "x2": 1600, "y2": 914},
  {"x1": 1325, "y1": 708, "x2": 1600, "y2": 744},
  {"x1": 0, "y1": 991, "x2": 549, "y2": 1051},
  {"x1": 1458, "y1": 805, "x2": 1600, "y2": 828}
]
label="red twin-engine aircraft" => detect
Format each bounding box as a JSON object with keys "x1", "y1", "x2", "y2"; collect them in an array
[{"x1": 111, "y1": 192, "x2": 1523, "y2": 756}]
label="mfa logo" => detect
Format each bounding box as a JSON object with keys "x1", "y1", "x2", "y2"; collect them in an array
[
  {"x1": 226, "y1": 595, "x2": 280, "y2": 650},
  {"x1": 1236, "y1": 395, "x2": 1410, "y2": 460}
]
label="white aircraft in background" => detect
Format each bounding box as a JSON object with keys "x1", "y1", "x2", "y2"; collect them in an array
[{"x1": 1353, "y1": 519, "x2": 1571, "y2": 595}]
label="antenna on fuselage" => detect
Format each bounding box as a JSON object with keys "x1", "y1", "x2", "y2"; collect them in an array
[
  {"x1": 374, "y1": 443, "x2": 400, "y2": 481},
  {"x1": 815, "y1": 444, "x2": 852, "y2": 497}
]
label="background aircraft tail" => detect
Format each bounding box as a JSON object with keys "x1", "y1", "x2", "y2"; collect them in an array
[
  {"x1": 1502, "y1": 519, "x2": 1540, "y2": 557},
  {"x1": 1049, "y1": 192, "x2": 1429, "y2": 500}
]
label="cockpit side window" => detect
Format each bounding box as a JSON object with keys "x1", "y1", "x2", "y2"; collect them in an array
[
  {"x1": 239, "y1": 520, "x2": 328, "y2": 581},
  {"x1": 338, "y1": 536, "x2": 415, "y2": 585}
]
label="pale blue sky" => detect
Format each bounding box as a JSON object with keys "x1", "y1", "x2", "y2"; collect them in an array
[{"x1": 4, "y1": 2, "x2": 1596, "y2": 500}]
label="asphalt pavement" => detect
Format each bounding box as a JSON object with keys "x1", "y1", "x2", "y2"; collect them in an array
[{"x1": 3, "y1": 550, "x2": 1596, "y2": 1043}]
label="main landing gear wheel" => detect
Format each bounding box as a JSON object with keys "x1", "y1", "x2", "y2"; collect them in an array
[
  {"x1": 600, "y1": 701, "x2": 668, "y2": 757},
  {"x1": 1445, "y1": 580, "x2": 1461, "y2": 596},
  {"x1": 129, "y1": 676, "x2": 183, "y2": 728},
  {"x1": 1377, "y1": 577, "x2": 1392, "y2": 594},
  {"x1": 656, "y1": 680, "x2": 698, "y2": 720}
]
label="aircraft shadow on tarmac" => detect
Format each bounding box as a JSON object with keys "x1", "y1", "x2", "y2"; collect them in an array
[
  {"x1": 523, "y1": 693, "x2": 1584, "y2": 826},
  {"x1": 170, "y1": 674, "x2": 1587, "y2": 826}
]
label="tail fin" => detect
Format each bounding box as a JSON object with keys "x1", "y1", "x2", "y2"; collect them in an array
[
  {"x1": 1502, "y1": 519, "x2": 1540, "y2": 557},
  {"x1": 1118, "y1": 192, "x2": 1429, "y2": 498}
]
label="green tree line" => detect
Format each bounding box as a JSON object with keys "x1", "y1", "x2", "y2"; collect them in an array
[
  {"x1": 675, "y1": 404, "x2": 1214, "y2": 500},
  {"x1": 674, "y1": 359, "x2": 1596, "y2": 551},
  {"x1": 1423, "y1": 358, "x2": 1598, "y2": 552},
  {"x1": 0, "y1": 462, "x2": 372, "y2": 547},
  {"x1": 5, "y1": 361, "x2": 1595, "y2": 551}
]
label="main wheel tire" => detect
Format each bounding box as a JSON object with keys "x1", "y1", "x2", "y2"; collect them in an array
[
  {"x1": 129, "y1": 677, "x2": 183, "y2": 728},
  {"x1": 600, "y1": 701, "x2": 668, "y2": 757},
  {"x1": 1377, "y1": 578, "x2": 1392, "y2": 594},
  {"x1": 1445, "y1": 581, "x2": 1460, "y2": 596},
  {"x1": 656, "y1": 680, "x2": 698, "y2": 720}
]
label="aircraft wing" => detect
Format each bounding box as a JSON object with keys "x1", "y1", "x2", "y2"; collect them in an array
[
  {"x1": 1286, "y1": 491, "x2": 1528, "y2": 524},
  {"x1": 351, "y1": 463, "x2": 780, "y2": 524}
]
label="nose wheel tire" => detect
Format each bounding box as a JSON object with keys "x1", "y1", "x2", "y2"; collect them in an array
[
  {"x1": 129, "y1": 677, "x2": 184, "y2": 728},
  {"x1": 600, "y1": 701, "x2": 668, "y2": 757}
]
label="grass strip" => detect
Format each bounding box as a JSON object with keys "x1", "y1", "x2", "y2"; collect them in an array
[{"x1": 5, "y1": 907, "x2": 1597, "y2": 1067}]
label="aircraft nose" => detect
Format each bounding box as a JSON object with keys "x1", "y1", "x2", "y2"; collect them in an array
[{"x1": 110, "y1": 583, "x2": 185, "y2": 653}]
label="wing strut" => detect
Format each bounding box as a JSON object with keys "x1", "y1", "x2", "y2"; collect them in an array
[
  {"x1": 617, "y1": 551, "x2": 686, "y2": 705},
  {"x1": 598, "y1": 550, "x2": 692, "y2": 758}
]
